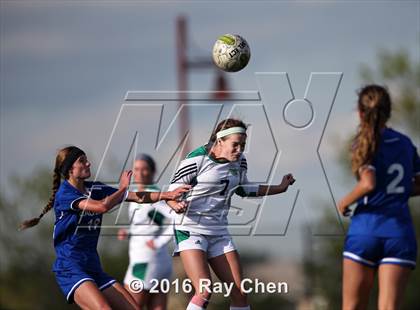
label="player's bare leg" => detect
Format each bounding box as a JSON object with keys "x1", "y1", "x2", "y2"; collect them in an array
[
  {"x1": 208, "y1": 250, "x2": 248, "y2": 307},
  {"x1": 103, "y1": 282, "x2": 139, "y2": 310},
  {"x1": 180, "y1": 249, "x2": 212, "y2": 308},
  {"x1": 124, "y1": 285, "x2": 150, "y2": 309},
  {"x1": 378, "y1": 264, "x2": 411, "y2": 310},
  {"x1": 73, "y1": 281, "x2": 112, "y2": 310},
  {"x1": 148, "y1": 292, "x2": 168, "y2": 310},
  {"x1": 342, "y1": 258, "x2": 375, "y2": 310}
]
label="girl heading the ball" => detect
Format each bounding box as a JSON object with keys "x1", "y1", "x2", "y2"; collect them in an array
[
  {"x1": 166, "y1": 118, "x2": 295, "y2": 310},
  {"x1": 338, "y1": 85, "x2": 420, "y2": 309},
  {"x1": 20, "y1": 146, "x2": 190, "y2": 309}
]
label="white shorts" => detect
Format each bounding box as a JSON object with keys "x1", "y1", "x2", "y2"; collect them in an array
[
  {"x1": 173, "y1": 229, "x2": 237, "y2": 259},
  {"x1": 123, "y1": 255, "x2": 172, "y2": 290}
]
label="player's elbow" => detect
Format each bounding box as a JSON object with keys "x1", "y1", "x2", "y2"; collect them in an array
[
  {"x1": 78, "y1": 199, "x2": 109, "y2": 214},
  {"x1": 361, "y1": 179, "x2": 376, "y2": 193},
  {"x1": 359, "y1": 169, "x2": 376, "y2": 194},
  {"x1": 96, "y1": 203, "x2": 109, "y2": 214}
]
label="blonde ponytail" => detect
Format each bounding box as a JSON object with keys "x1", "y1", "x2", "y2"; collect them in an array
[{"x1": 351, "y1": 85, "x2": 391, "y2": 177}]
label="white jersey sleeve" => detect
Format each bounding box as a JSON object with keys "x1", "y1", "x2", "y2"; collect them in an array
[
  {"x1": 235, "y1": 157, "x2": 259, "y2": 197},
  {"x1": 168, "y1": 156, "x2": 200, "y2": 189}
]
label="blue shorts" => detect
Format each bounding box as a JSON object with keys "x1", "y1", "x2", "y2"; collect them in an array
[
  {"x1": 55, "y1": 269, "x2": 116, "y2": 303},
  {"x1": 343, "y1": 235, "x2": 417, "y2": 269}
]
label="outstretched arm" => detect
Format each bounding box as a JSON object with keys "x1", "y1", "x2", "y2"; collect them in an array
[
  {"x1": 338, "y1": 167, "x2": 376, "y2": 216},
  {"x1": 257, "y1": 173, "x2": 295, "y2": 196},
  {"x1": 77, "y1": 172, "x2": 190, "y2": 213},
  {"x1": 126, "y1": 185, "x2": 191, "y2": 203},
  {"x1": 77, "y1": 170, "x2": 132, "y2": 214}
]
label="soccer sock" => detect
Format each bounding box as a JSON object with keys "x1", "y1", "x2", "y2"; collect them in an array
[
  {"x1": 186, "y1": 304, "x2": 204, "y2": 310},
  {"x1": 186, "y1": 295, "x2": 209, "y2": 310},
  {"x1": 230, "y1": 307, "x2": 251, "y2": 310}
]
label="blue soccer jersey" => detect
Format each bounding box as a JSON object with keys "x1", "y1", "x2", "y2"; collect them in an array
[
  {"x1": 348, "y1": 128, "x2": 420, "y2": 237},
  {"x1": 52, "y1": 180, "x2": 118, "y2": 273}
]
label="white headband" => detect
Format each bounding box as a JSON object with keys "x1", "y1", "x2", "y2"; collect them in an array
[{"x1": 216, "y1": 127, "x2": 246, "y2": 139}]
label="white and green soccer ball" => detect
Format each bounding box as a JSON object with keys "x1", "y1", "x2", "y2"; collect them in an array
[{"x1": 212, "y1": 34, "x2": 251, "y2": 72}]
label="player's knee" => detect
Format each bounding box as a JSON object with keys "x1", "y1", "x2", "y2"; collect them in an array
[{"x1": 378, "y1": 298, "x2": 399, "y2": 310}]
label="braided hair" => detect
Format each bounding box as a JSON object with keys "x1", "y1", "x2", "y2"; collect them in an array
[{"x1": 19, "y1": 146, "x2": 85, "y2": 230}]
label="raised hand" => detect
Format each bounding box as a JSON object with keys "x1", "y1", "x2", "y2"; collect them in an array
[
  {"x1": 168, "y1": 200, "x2": 188, "y2": 214},
  {"x1": 166, "y1": 185, "x2": 192, "y2": 201},
  {"x1": 119, "y1": 170, "x2": 132, "y2": 190},
  {"x1": 117, "y1": 228, "x2": 128, "y2": 241},
  {"x1": 280, "y1": 173, "x2": 296, "y2": 191}
]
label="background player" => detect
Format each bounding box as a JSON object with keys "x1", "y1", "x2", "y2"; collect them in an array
[
  {"x1": 118, "y1": 154, "x2": 173, "y2": 310},
  {"x1": 167, "y1": 118, "x2": 295, "y2": 310},
  {"x1": 338, "y1": 85, "x2": 420, "y2": 309},
  {"x1": 19, "y1": 146, "x2": 189, "y2": 309}
]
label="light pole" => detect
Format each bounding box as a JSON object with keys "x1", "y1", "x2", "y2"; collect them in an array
[{"x1": 176, "y1": 15, "x2": 231, "y2": 156}]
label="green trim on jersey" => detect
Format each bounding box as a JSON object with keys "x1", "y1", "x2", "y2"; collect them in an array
[
  {"x1": 235, "y1": 186, "x2": 247, "y2": 197},
  {"x1": 175, "y1": 229, "x2": 190, "y2": 244},
  {"x1": 148, "y1": 210, "x2": 165, "y2": 226},
  {"x1": 186, "y1": 146, "x2": 207, "y2": 159},
  {"x1": 186, "y1": 145, "x2": 229, "y2": 164},
  {"x1": 132, "y1": 263, "x2": 148, "y2": 280},
  {"x1": 236, "y1": 186, "x2": 258, "y2": 197}
]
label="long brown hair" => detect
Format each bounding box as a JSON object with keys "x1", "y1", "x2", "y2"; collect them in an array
[
  {"x1": 351, "y1": 85, "x2": 391, "y2": 177},
  {"x1": 19, "y1": 146, "x2": 84, "y2": 230},
  {"x1": 209, "y1": 118, "x2": 247, "y2": 143}
]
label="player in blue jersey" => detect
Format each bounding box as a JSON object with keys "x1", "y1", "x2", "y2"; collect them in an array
[
  {"x1": 19, "y1": 146, "x2": 190, "y2": 309},
  {"x1": 338, "y1": 85, "x2": 420, "y2": 310}
]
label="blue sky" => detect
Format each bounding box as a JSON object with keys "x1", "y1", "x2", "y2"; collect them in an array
[{"x1": 1, "y1": 0, "x2": 418, "y2": 257}]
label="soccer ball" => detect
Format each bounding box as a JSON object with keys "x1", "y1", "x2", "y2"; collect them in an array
[{"x1": 212, "y1": 34, "x2": 251, "y2": 72}]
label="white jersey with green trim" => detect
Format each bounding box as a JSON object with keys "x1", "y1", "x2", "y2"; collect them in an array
[
  {"x1": 127, "y1": 185, "x2": 173, "y2": 262},
  {"x1": 168, "y1": 145, "x2": 259, "y2": 235}
]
